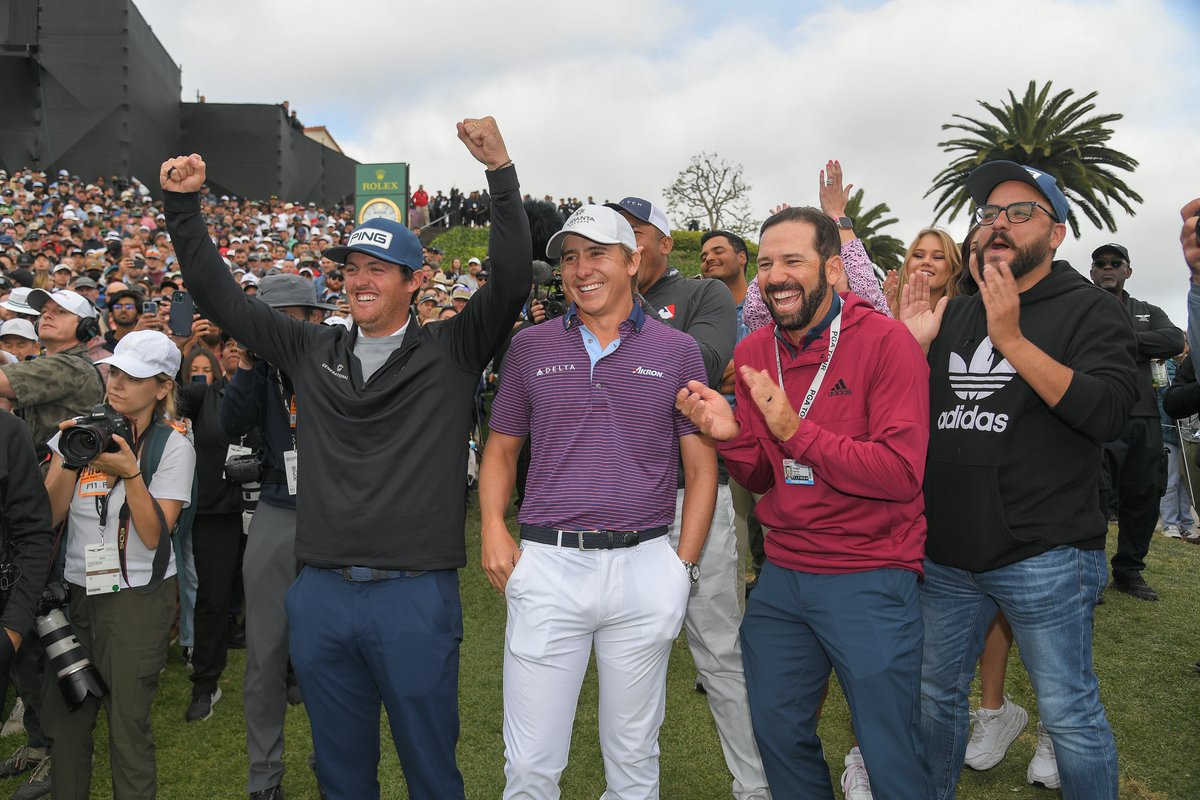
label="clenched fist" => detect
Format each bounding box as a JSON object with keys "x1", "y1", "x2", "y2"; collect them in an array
[{"x1": 160, "y1": 154, "x2": 206, "y2": 193}]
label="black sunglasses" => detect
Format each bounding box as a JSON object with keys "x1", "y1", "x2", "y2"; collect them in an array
[{"x1": 1091, "y1": 258, "x2": 1127, "y2": 270}]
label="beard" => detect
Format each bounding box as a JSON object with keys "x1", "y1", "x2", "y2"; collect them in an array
[
  {"x1": 765, "y1": 267, "x2": 829, "y2": 333},
  {"x1": 979, "y1": 228, "x2": 1051, "y2": 281}
]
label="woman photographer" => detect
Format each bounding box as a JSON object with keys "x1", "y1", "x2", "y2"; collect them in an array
[{"x1": 41, "y1": 330, "x2": 194, "y2": 800}]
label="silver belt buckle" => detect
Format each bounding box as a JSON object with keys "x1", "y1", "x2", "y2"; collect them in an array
[{"x1": 573, "y1": 529, "x2": 603, "y2": 551}]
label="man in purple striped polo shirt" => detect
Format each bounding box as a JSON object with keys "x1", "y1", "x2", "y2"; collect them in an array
[{"x1": 479, "y1": 204, "x2": 717, "y2": 800}]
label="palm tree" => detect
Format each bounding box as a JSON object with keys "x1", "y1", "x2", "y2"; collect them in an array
[
  {"x1": 926, "y1": 81, "x2": 1142, "y2": 238},
  {"x1": 845, "y1": 188, "x2": 905, "y2": 275}
]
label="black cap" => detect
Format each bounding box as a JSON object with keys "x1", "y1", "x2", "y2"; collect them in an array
[{"x1": 1090, "y1": 243, "x2": 1130, "y2": 262}]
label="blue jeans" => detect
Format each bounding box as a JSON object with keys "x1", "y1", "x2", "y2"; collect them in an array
[
  {"x1": 919, "y1": 547, "x2": 1117, "y2": 800},
  {"x1": 1159, "y1": 441, "x2": 1195, "y2": 528}
]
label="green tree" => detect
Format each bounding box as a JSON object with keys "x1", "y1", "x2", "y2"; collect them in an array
[
  {"x1": 845, "y1": 188, "x2": 905, "y2": 275},
  {"x1": 664, "y1": 152, "x2": 758, "y2": 236},
  {"x1": 926, "y1": 80, "x2": 1142, "y2": 238}
]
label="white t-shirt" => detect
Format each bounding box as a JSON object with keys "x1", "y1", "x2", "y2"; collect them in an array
[{"x1": 49, "y1": 429, "x2": 195, "y2": 589}]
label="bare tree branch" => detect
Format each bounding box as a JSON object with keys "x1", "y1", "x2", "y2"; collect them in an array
[{"x1": 664, "y1": 151, "x2": 759, "y2": 236}]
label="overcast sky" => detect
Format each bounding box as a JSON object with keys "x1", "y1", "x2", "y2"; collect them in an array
[{"x1": 136, "y1": 0, "x2": 1200, "y2": 327}]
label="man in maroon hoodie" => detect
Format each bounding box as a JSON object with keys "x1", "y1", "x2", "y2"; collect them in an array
[{"x1": 677, "y1": 206, "x2": 934, "y2": 800}]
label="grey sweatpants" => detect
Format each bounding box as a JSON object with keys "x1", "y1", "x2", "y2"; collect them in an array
[
  {"x1": 668, "y1": 485, "x2": 771, "y2": 800},
  {"x1": 242, "y1": 502, "x2": 300, "y2": 794}
]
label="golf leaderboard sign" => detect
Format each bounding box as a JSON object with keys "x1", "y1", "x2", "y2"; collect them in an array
[{"x1": 356, "y1": 163, "x2": 409, "y2": 226}]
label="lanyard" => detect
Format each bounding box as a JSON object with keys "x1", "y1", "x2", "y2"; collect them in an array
[{"x1": 774, "y1": 311, "x2": 842, "y2": 420}]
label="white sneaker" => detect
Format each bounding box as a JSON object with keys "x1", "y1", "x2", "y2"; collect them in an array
[
  {"x1": 840, "y1": 747, "x2": 873, "y2": 800},
  {"x1": 964, "y1": 696, "x2": 1028, "y2": 770},
  {"x1": 1162, "y1": 524, "x2": 1184, "y2": 539},
  {"x1": 1027, "y1": 721, "x2": 1061, "y2": 789}
]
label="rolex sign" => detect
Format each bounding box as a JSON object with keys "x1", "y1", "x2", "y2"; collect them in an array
[{"x1": 356, "y1": 163, "x2": 409, "y2": 225}]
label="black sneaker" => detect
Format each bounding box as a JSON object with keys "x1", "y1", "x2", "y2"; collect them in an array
[
  {"x1": 11, "y1": 756, "x2": 51, "y2": 800},
  {"x1": 1111, "y1": 575, "x2": 1160, "y2": 601},
  {"x1": 249, "y1": 786, "x2": 283, "y2": 800},
  {"x1": 185, "y1": 686, "x2": 222, "y2": 722},
  {"x1": 0, "y1": 745, "x2": 46, "y2": 780}
]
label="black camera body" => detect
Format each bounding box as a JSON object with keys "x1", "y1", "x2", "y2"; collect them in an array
[
  {"x1": 540, "y1": 274, "x2": 567, "y2": 321},
  {"x1": 60, "y1": 404, "x2": 134, "y2": 470}
]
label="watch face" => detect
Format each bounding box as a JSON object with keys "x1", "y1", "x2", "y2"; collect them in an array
[{"x1": 359, "y1": 198, "x2": 400, "y2": 223}]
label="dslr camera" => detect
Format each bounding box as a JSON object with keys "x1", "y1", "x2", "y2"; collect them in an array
[
  {"x1": 59, "y1": 404, "x2": 133, "y2": 470},
  {"x1": 541, "y1": 273, "x2": 567, "y2": 321}
]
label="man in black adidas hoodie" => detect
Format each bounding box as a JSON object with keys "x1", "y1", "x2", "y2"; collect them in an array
[
  {"x1": 161, "y1": 117, "x2": 531, "y2": 800},
  {"x1": 905, "y1": 162, "x2": 1137, "y2": 800}
]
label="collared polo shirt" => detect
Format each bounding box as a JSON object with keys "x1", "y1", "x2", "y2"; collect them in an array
[{"x1": 490, "y1": 302, "x2": 706, "y2": 530}]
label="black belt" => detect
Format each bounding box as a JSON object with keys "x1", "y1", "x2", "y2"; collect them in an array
[
  {"x1": 325, "y1": 566, "x2": 428, "y2": 582},
  {"x1": 519, "y1": 524, "x2": 668, "y2": 551}
]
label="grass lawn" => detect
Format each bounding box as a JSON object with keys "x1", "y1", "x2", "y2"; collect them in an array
[{"x1": 4, "y1": 513, "x2": 1197, "y2": 799}]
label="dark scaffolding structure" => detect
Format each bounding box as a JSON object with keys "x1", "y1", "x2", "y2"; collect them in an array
[{"x1": 0, "y1": 0, "x2": 355, "y2": 206}]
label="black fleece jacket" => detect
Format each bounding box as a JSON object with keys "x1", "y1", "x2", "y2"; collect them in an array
[
  {"x1": 924, "y1": 261, "x2": 1138, "y2": 572},
  {"x1": 167, "y1": 166, "x2": 531, "y2": 570}
]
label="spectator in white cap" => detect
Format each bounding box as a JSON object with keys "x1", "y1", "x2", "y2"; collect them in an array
[
  {"x1": 0, "y1": 287, "x2": 40, "y2": 322},
  {"x1": 460, "y1": 256, "x2": 483, "y2": 292},
  {"x1": 51, "y1": 264, "x2": 73, "y2": 290},
  {"x1": 0, "y1": 289, "x2": 104, "y2": 455},
  {"x1": 0, "y1": 319, "x2": 40, "y2": 362}
]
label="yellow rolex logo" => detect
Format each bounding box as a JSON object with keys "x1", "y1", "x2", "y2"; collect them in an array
[{"x1": 375, "y1": 169, "x2": 385, "y2": 181}]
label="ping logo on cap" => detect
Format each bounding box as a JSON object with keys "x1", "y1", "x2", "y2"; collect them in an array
[{"x1": 348, "y1": 228, "x2": 394, "y2": 249}]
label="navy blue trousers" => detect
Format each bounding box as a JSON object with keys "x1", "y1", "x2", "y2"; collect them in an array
[
  {"x1": 741, "y1": 561, "x2": 934, "y2": 800},
  {"x1": 287, "y1": 566, "x2": 465, "y2": 800}
]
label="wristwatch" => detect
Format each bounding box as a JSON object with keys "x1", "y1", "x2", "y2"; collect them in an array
[
  {"x1": 681, "y1": 560, "x2": 700, "y2": 584},
  {"x1": 834, "y1": 215, "x2": 854, "y2": 230}
]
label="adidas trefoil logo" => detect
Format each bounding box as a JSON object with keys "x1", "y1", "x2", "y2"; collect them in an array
[
  {"x1": 828, "y1": 378, "x2": 852, "y2": 396},
  {"x1": 948, "y1": 338, "x2": 1015, "y2": 400}
]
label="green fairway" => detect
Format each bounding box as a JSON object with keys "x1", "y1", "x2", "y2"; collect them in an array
[{"x1": 6, "y1": 512, "x2": 1197, "y2": 799}]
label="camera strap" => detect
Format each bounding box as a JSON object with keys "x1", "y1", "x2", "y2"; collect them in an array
[{"x1": 114, "y1": 422, "x2": 175, "y2": 596}]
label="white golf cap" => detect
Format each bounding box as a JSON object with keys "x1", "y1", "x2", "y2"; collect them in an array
[
  {"x1": 0, "y1": 288, "x2": 39, "y2": 316},
  {"x1": 545, "y1": 205, "x2": 637, "y2": 259},
  {"x1": 0, "y1": 319, "x2": 38, "y2": 341},
  {"x1": 96, "y1": 330, "x2": 180, "y2": 378},
  {"x1": 27, "y1": 289, "x2": 98, "y2": 319}
]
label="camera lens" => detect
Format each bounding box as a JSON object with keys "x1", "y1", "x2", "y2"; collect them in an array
[{"x1": 59, "y1": 425, "x2": 109, "y2": 469}]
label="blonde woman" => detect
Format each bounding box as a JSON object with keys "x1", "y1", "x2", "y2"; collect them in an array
[
  {"x1": 884, "y1": 228, "x2": 962, "y2": 318},
  {"x1": 41, "y1": 330, "x2": 194, "y2": 800}
]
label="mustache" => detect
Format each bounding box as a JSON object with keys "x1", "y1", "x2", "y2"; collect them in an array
[
  {"x1": 981, "y1": 231, "x2": 1014, "y2": 251},
  {"x1": 763, "y1": 280, "x2": 805, "y2": 297}
]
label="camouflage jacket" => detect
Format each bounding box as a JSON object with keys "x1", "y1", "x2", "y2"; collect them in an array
[{"x1": 2, "y1": 343, "x2": 105, "y2": 458}]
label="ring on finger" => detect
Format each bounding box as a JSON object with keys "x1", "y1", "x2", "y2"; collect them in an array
[
  {"x1": 167, "y1": 166, "x2": 179, "y2": 180},
  {"x1": 824, "y1": 179, "x2": 834, "y2": 186}
]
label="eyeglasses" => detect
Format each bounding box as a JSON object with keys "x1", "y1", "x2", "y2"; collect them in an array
[
  {"x1": 1091, "y1": 257, "x2": 1127, "y2": 270},
  {"x1": 111, "y1": 302, "x2": 137, "y2": 310},
  {"x1": 974, "y1": 201, "x2": 1057, "y2": 226}
]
